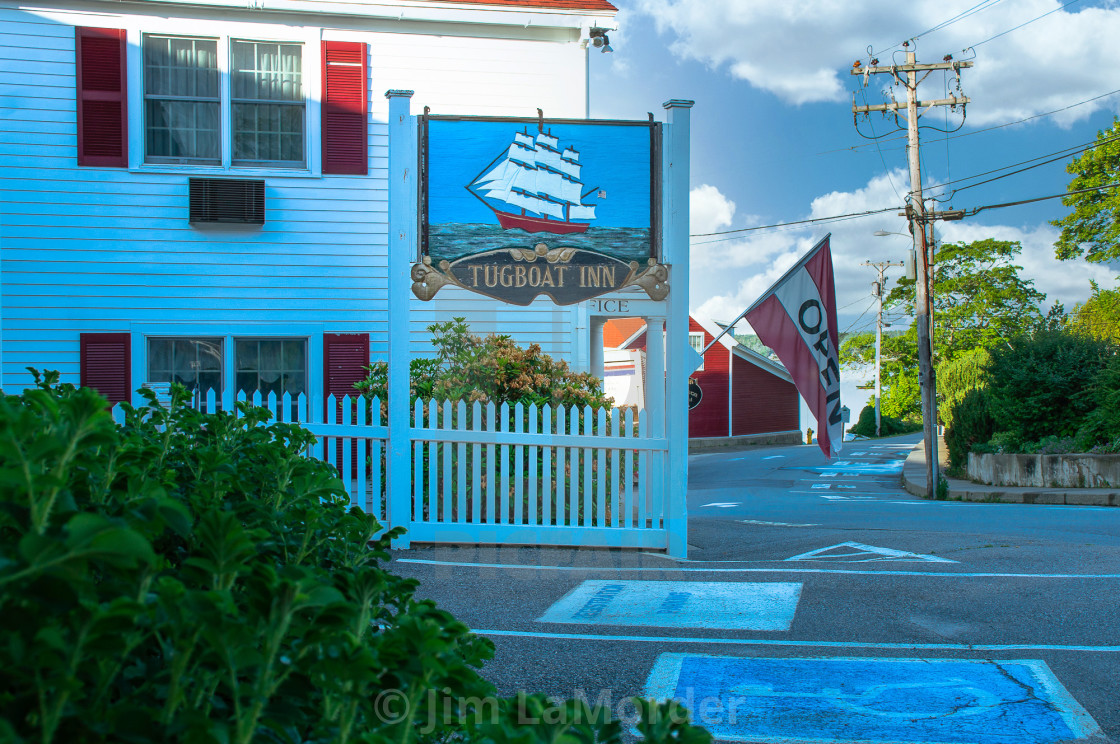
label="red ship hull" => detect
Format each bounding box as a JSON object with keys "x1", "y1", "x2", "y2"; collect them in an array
[{"x1": 494, "y1": 208, "x2": 590, "y2": 234}]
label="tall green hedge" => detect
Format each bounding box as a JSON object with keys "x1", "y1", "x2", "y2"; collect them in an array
[
  {"x1": 0, "y1": 372, "x2": 709, "y2": 744},
  {"x1": 985, "y1": 331, "x2": 1113, "y2": 447},
  {"x1": 937, "y1": 349, "x2": 994, "y2": 469}
]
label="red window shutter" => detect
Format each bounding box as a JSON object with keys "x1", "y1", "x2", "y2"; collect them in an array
[
  {"x1": 80, "y1": 332, "x2": 131, "y2": 405},
  {"x1": 76, "y1": 27, "x2": 128, "y2": 167},
  {"x1": 323, "y1": 333, "x2": 370, "y2": 479},
  {"x1": 323, "y1": 333, "x2": 370, "y2": 403},
  {"x1": 321, "y1": 41, "x2": 368, "y2": 175}
]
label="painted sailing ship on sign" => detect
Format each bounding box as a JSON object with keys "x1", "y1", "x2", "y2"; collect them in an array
[
  {"x1": 470, "y1": 129, "x2": 597, "y2": 235},
  {"x1": 415, "y1": 115, "x2": 667, "y2": 306}
]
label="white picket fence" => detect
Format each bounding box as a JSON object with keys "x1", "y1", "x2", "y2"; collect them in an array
[{"x1": 115, "y1": 390, "x2": 670, "y2": 550}]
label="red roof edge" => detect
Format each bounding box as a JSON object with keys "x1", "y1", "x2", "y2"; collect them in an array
[{"x1": 429, "y1": 0, "x2": 617, "y2": 11}]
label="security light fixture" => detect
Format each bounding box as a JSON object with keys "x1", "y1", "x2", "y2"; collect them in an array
[{"x1": 589, "y1": 27, "x2": 613, "y2": 53}]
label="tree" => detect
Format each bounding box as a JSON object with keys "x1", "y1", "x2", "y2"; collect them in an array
[
  {"x1": 1068, "y1": 280, "x2": 1120, "y2": 342},
  {"x1": 1052, "y1": 117, "x2": 1120, "y2": 263},
  {"x1": 840, "y1": 238, "x2": 1048, "y2": 420}
]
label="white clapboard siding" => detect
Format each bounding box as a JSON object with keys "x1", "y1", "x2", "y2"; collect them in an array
[
  {"x1": 1, "y1": 2, "x2": 587, "y2": 388},
  {"x1": 109, "y1": 392, "x2": 668, "y2": 549}
]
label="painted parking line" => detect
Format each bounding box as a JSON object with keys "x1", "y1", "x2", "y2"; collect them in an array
[
  {"x1": 537, "y1": 580, "x2": 802, "y2": 630},
  {"x1": 396, "y1": 558, "x2": 1120, "y2": 579},
  {"x1": 645, "y1": 654, "x2": 1101, "y2": 744},
  {"x1": 739, "y1": 519, "x2": 821, "y2": 527},
  {"x1": 477, "y1": 628, "x2": 1120, "y2": 653}
]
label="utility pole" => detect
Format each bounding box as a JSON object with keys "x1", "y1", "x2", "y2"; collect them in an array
[
  {"x1": 862, "y1": 260, "x2": 904, "y2": 437},
  {"x1": 852, "y1": 42, "x2": 970, "y2": 498}
]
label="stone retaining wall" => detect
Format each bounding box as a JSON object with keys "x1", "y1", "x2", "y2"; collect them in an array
[
  {"x1": 688, "y1": 430, "x2": 803, "y2": 453},
  {"x1": 967, "y1": 452, "x2": 1120, "y2": 488}
]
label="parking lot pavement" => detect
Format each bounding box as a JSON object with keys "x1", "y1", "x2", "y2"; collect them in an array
[{"x1": 388, "y1": 435, "x2": 1120, "y2": 743}]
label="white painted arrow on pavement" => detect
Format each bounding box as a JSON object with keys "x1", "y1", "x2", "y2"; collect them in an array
[{"x1": 785, "y1": 541, "x2": 956, "y2": 563}]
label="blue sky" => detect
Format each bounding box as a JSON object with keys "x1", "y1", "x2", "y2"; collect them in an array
[{"x1": 588, "y1": 0, "x2": 1120, "y2": 421}]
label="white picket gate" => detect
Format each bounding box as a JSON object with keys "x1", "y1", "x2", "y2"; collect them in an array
[
  {"x1": 115, "y1": 390, "x2": 670, "y2": 550},
  {"x1": 406, "y1": 399, "x2": 668, "y2": 548}
]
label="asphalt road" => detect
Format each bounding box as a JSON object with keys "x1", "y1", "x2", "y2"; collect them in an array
[{"x1": 388, "y1": 434, "x2": 1120, "y2": 743}]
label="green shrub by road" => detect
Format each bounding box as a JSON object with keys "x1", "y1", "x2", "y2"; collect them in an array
[{"x1": 940, "y1": 331, "x2": 1120, "y2": 465}]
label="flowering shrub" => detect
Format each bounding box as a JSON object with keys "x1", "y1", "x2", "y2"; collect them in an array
[{"x1": 355, "y1": 318, "x2": 611, "y2": 409}]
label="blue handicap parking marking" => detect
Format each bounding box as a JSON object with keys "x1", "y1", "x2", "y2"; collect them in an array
[
  {"x1": 646, "y1": 654, "x2": 1101, "y2": 744},
  {"x1": 537, "y1": 580, "x2": 802, "y2": 630},
  {"x1": 801, "y1": 460, "x2": 905, "y2": 475}
]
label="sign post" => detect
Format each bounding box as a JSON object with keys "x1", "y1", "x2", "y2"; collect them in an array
[
  {"x1": 663, "y1": 99, "x2": 694, "y2": 559},
  {"x1": 386, "y1": 90, "x2": 415, "y2": 548}
]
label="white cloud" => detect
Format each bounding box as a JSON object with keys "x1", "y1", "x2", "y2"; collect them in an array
[
  {"x1": 632, "y1": 0, "x2": 1120, "y2": 125},
  {"x1": 690, "y1": 184, "x2": 737, "y2": 233},
  {"x1": 937, "y1": 221, "x2": 1119, "y2": 311}
]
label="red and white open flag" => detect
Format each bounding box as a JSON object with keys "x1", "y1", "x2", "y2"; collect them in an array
[{"x1": 745, "y1": 235, "x2": 842, "y2": 457}]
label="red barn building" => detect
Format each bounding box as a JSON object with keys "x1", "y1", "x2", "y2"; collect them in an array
[{"x1": 604, "y1": 316, "x2": 801, "y2": 445}]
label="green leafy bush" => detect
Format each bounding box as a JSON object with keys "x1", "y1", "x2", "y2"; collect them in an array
[
  {"x1": 0, "y1": 372, "x2": 709, "y2": 744},
  {"x1": 985, "y1": 331, "x2": 1113, "y2": 444},
  {"x1": 1075, "y1": 352, "x2": 1120, "y2": 449},
  {"x1": 356, "y1": 318, "x2": 611, "y2": 410},
  {"x1": 938, "y1": 350, "x2": 995, "y2": 470},
  {"x1": 943, "y1": 388, "x2": 994, "y2": 469},
  {"x1": 847, "y1": 404, "x2": 920, "y2": 438}
]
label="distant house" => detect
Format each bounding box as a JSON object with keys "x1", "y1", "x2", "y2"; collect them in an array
[{"x1": 603, "y1": 316, "x2": 801, "y2": 444}]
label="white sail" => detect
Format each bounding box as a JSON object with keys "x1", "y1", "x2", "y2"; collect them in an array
[
  {"x1": 535, "y1": 146, "x2": 561, "y2": 170},
  {"x1": 521, "y1": 193, "x2": 563, "y2": 219},
  {"x1": 557, "y1": 159, "x2": 581, "y2": 179},
  {"x1": 470, "y1": 129, "x2": 597, "y2": 225},
  {"x1": 475, "y1": 159, "x2": 515, "y2": 187},
  {"x1": 507, "y1": 142, "x2": 536, "y2": 168}
]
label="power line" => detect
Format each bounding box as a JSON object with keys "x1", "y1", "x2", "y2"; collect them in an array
[
  {"x1": 823, "y1": 87, "x2": 1120, "y2": 159},
  {"x1": 971, "y1": 0, "x2": 1087, "y2": 48},
  {"x1": 926, "y1": 133, "x2": 1120, "y2": 196},
  {"x1": 841, "y1": 300, "x2": 878, "y2": 336},
  {"x1": 964, "y1": 182, "x2": 1120, "y2": 216},
  {"x1": 689, "y1": 206, "x2": 899, "y2": 240},
  {"x1": 688, "y1": 183, "x2": 1120, "y2": 241},
  {"x1": 875, "y1": 0, "x2": 1005, "y2": 56}
]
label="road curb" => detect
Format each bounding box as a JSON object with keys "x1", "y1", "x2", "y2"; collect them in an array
[{"x1": 903, "y1": 439, "x2": 1120, "y2": 506}]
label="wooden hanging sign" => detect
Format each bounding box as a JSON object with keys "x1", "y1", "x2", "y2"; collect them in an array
[{"x1": 415, "y1": 114, "x2": 666, "y2": 306}]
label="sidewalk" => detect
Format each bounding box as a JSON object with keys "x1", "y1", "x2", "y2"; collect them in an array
[{"x1": 902, "y1": 437, "x2": 1120, "y2": 506}]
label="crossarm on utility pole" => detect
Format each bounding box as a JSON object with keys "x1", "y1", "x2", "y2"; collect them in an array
[
  {"x1": 850, "y1": 61, "x2": 973, "y2": 75},
  {"x1": 853, "y1": 96, "x2": 969, "y2": 114}
]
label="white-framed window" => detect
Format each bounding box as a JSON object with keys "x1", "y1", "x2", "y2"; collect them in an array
[
  {"x1": 147, "y1": 336, "x2": 225, "y2": 409},
  {"x1": 235, "y1": 337, "x2": 308, "y2": 399},
  {"x1": 689, "y1": 332, "x2": 705, "y2": 371},
  {"x1": 146, "y1": 335, "x2": 308, "y2": 412},
  {"x1": 141, "y1": 33, "x2": 306, "y2": 169},
  {"x1": 143, "y1": 36, "x2": 221, "y2": 164},
  {"x1": 230, "y1": 40, "x2": 305, "y2": 167}
]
